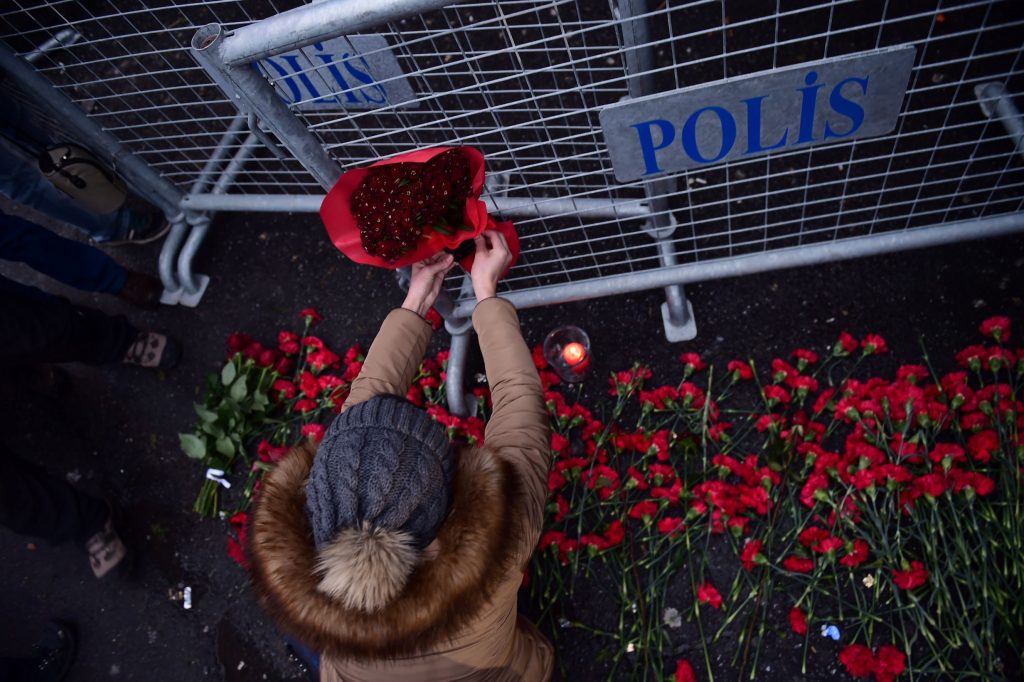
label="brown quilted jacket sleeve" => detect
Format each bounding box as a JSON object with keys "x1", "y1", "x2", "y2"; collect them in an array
[
  {"x1": 342, "y1": 308, "x2": 433, "y2": 412},
  {"x1": 472, "y1": 297, "x2": 551, "y2": 560}
]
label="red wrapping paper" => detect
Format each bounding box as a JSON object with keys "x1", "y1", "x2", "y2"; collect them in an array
[{"x1": 320, "y1": 146, "x2": 518, "y2": 272}]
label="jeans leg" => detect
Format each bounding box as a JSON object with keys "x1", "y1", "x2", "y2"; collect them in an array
[
  {"x1": 0, "y1": 277, "x2": 136, "y2": 367},
  {"x1": 0, "y1": 145, "x2": 128, "y2": 242},
  {"x1": 0, "y1": 211, "x2": 127, "y2": 294},
  {"x1": 0, "y1": 442, "x2": 108, "y2": 546}
]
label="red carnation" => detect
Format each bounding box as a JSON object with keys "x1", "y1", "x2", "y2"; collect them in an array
[
  {"x1": 727, "y1": 359, "x2": 754, "y2": 381},
  {"x1": 679, "y1": 352, "x2": 706, "y2": 374},
  {"x1": 299, "y1": 308, "x2": 322, "y2": 325},
  {"x1": 696, "y1": 582, "x2": 723, "y2": 609},
  {"x1": 834, "y1": 331, "x2": 859, "y2": 356},
  {"x1": 788, "y1": 606, "x2": 808, "y2": 635},
  {"x1": 892, "y1": 560, "x2": 928, "y2": 590},
  {"x1": 861, "y1": 333, "x2": 888, "y2": 355},
  {"x1": 967, "y1": 430, "x2": 999, "y2": 463},
  {"x1": 301, "y1": 423, "x2": 326, "y2": 442},
  {"x1": 674, "y1": 659, "x2": 697, "y2": 682},
  {"x1": 628, "y1": 500, "x2": 659, "y2": 522},
  {"x1": 979, "y1": 315, "x2": 1011, "y2": 343},
  {"x1": 839, "y1": 643, "x2": 875, "y2": 678},
  {"x1": 657, "y1": 516, "x2": 685, "y2": 537},
  {"x1": 873, "y1": 644, "x2": 907, "y2": 682},
  {"x1": 840, "y1": 539, "x2": 870, "y2": 567},
  {"x1": 739, "y1": 538, "x2": 764, "y2": 571},
  {"x1": 783, "y1": 556, "x2": 815, "y2": 573}
]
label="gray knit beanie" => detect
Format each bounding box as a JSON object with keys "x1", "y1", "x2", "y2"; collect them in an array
[{"x1": 305, "y1": 395, "x2": 455, "y2": 552}]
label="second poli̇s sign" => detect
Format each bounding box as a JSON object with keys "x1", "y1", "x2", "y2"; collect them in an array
[{"x1": 600, "y1": 46, "x2": 916, "y2": 182}]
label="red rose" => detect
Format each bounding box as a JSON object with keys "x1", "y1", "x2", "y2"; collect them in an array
[
  {"x1": 979, "y1": 315, "x2": 1011, "y2": 343},
  {"x1": 861, "y1": 333, "x2": 888, "y2": 355},
  {"x1": 892, "y1": 560, "x2": 928, "y2": 590},
  {"x1": 696, "y1": 582, "x2": 723, "y2": 609},
  {"x1": 299, "y1": 308, "x2": 323, "y2": 325},
  {"x1": 257, "y1": 440, "x2": 289, "y2": 463},
  {"x1": 227, "y1": 511, "x2": 249, "y2": 569},
  {"x1": 788, "y1": 606, "x2": 808, "y2": 635},
  {"x1": 839, "y1": 643, "x2": 875, "y2": 678},
  {"x1": 278, "y1": 331, "x2": 300, "y2": 355},
  {"x1": 873, "y1": 645, "x2": 906, "y2": 682},
  {"x1": 301, "y1": 423, "x2": 326, "y2": 442},
  {"x1": 674, "y1": 659, "x2": 697, "y2": 682},
  {"x1": 227, "y1": 332, "x2": 253, "y2": 354},
  {"x1": 783, "y1": 556, "x2": 815, "y2": 573}
]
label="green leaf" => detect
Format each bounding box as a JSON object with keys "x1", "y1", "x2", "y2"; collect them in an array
[
  {"x1": 252, "y1": 392, "x2": 269, "y2": 412},
  {"x1": 431, "y1": 223, "x2": 454, "y2": 236},
  {"x1": 194, "y1": 405, "x2": 218, "y2": 423},
  {"x1": 229, "y1": 376, "x2": 248, "y2": 402},
  {"x1": 221, "y1": 361, "x2": 237, "y2": 386},
  {"x1": 215, "y1": 436, "x2": 235, "y2": 457},
  {"x1": 179, "y1": 433, "x2": 207, "y2": 459},
  {"x1": 200, "y1": 421, "x2": 225, "y2": 438}
]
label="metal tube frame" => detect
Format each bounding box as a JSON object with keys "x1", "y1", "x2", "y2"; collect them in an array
[
  {"x1": 190, "y1": 24, "x2": 343, "y2": 190},
  {"x1": 450, "y1": 213, "x2": 1024, "y2": 318},
  {"x1": 615, "y1": 0, "x2": 694, "y2": 341},
  {"x1": 160, "y1": 114, "x2": 249, "y2": 302}
]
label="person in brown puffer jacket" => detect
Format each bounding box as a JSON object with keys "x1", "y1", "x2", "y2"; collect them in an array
[{"x1": 249, "y1": 229, "x2": 554, "y2": 681}]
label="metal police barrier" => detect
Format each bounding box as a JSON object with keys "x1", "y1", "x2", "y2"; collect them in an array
[{"x1": 2, "y1": 1, "x2": 1023, "y2": 412}]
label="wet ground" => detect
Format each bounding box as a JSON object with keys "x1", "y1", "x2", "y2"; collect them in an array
[{"x1": 1, "y1": 204, "x2": 1022, "y2": 681}]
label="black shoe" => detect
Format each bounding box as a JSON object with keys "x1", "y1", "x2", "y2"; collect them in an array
[
  {"x1": 117, "y1": 271, "x2": 163, "y2": 310},
  {"x1": 31, "y1": 621, "x2": 77, "y2": 681}
]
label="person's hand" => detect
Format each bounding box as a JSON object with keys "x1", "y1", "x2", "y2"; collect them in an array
[
  {"x1": 402, "y1": 252, "x2": 455, "y2": 318},
  {"x1": 470, "y1": 229, "x2": 512, "y2": 302}
]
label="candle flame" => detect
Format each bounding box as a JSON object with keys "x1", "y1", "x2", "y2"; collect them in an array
[{"x1": 562, "y1": 342, "x2": 586, "y2": 365}]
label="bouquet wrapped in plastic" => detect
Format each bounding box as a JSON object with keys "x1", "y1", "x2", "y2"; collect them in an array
[{"x1": 320, "y1": 146, "x2": 518, "y2": 271}]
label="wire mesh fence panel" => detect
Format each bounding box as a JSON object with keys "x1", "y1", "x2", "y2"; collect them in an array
[
  {"x1": 3, "y1": 0, "x2": 1022, "y2": 307},
  {"x1": 244, "y1": 0, "x2": 1024, "y2": 302},
  {"x1": 0, "y1": 0, "x2": 316, "y2": 193}
]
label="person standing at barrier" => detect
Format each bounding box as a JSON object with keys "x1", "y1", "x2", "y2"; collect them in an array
[
  {"x1": 249, "y1": 230, "x2": 555, "y2": 681},
  {"x1": 1, "y1": 210, "x2": 163, "y2": 310}
]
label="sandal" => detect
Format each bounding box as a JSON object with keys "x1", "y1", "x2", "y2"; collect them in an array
[{"x1": 122, "y1": 331, "x2": 181, "y2": 369}]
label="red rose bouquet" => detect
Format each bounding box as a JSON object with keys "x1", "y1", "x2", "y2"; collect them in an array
[{"x1": 320, "y1": 146, "x2": 518, "y2": 270}]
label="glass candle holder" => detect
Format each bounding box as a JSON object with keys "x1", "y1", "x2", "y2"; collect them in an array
[{"x1": 543, "y1": 325, "x2": 592, "y2": 383}]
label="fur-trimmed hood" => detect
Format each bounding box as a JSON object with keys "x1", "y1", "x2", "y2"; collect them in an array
[{"x1": 248, "y1": 441, "x2": 526, "y2": 660}]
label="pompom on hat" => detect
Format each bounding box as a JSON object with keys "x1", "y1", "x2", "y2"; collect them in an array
[{"x1": 305, "y1": 395, "x2": 455, "y2": 612}]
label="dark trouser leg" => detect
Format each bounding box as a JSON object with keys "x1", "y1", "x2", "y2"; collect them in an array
[
  {"x1": 0, "y1": 442, "x2": 108, "y2": 546},
  {"x1": 0, "y1": 211, "x2": 128, "y2": 294},
  {"x1": 0, "y1": 277, "x2": 136, "y2": 368}
]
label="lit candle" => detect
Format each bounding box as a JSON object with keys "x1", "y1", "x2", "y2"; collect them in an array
[
  {"x1": 562, "y1": 342, "x2": 586, "y2": 365},
  {"x1": 562, "y1": 342, "x2": 588, "y2": 373}
]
